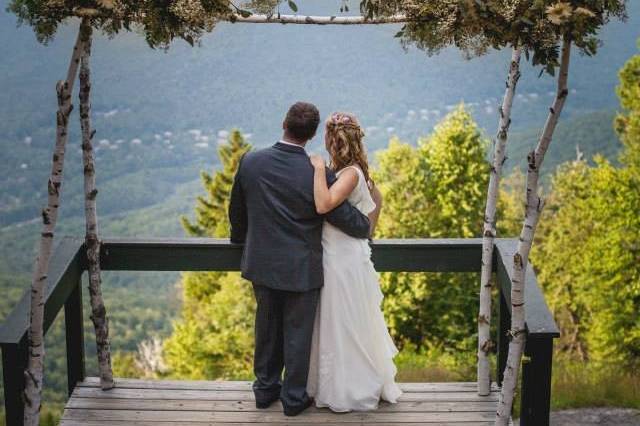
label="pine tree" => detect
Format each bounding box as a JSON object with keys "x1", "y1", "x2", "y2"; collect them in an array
[
  {"x1": 616, "y1": 39, "x2": 640, "y2": 171},
  {"x1": 181, "y1": 130, "x2": 251, "y2": 238},
  {"x1": 177, "y1": 129, "x2": 250, "y2": 302},
  {"x1": 529, "y1": 159, "x2": 592, "y2": 360},
  {"x1": 164, "y1": 130, "x2": 255, "y2": 379},
  {"x1": 373, "y1": 105, "x2": 489, "y2": 352}
]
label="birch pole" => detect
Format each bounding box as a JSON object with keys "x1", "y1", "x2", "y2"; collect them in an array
[
  {"x1": 231, "y1": 13, "x2": 408, "y2": 24},
  {"x1": 495, "y1": 36, "x2": 572, "y2": 425},
  {"x1": 23, "y1": 22, "x2": 87, "y2": 426},
  {"x1": 78, "y1": 21, "x2": 115, "y2": 390},
  {"x1": 72, "y1": 9, "x2": 411, "y2": 25},
  {"x1": 477, "y1": 47, "x2": 522, "y2": 396}
]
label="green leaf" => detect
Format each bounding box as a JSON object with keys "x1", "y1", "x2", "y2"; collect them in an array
[
  {"x1": 288, "y1": 0, "x2": 298, "y2": 12},
  {"x1": 547, "y1": 63, "x2": 555, "y2": 77},
  {"x1": 238, "y1": 9, "x2": 252, "y2": 18}
]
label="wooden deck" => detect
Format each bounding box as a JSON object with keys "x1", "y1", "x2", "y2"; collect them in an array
[{"x1": 59, "y1": 377, "x2": 507, "y2": 425}]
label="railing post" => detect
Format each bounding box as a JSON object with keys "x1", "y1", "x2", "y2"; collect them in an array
[
  {"x1": 496, "y1": 291, "x2": 510, "y2": 386},
  {"x1": 520, "y1": 337, "x2": 553, "y2": 426},
  {"x1": 64, "y1": 274, "x2": 86, "y2": 395},
  {"x1": 1, "y1": 338, "x2": 28, "y2": 426}
]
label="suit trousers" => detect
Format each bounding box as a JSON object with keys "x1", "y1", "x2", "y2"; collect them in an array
[{"x1": 252, "y1": 283, "x2": 320, "y2": 410}]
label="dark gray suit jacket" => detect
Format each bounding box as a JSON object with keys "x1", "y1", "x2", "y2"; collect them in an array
[{"x1": 228, "y1": 141, "x2": 371, "y2": 292}]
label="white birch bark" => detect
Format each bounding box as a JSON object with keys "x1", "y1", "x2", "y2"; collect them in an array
[
  {"x1": 72, "y1": 9, "x2": 410, "y2": 24},
  {"x1": 477, "y1": 47, "x2": 522, "y2": 396},
  {"x1": 495, "y1": 36, "x2": 572, "y2": 425},
  {"x1": 78, "y1": 22, "x2": 114, "y2": 391},
  {"x1": 23, "y1": 22, "x2": 86, "y2": 426},
  {"x1": 231, "y1": 13, "x2": 409, "y2": 24}
]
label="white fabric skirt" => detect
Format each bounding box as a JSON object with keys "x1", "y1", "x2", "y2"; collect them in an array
[{"x1": 307, "y1": 223, "x2": 402, "y2": 412}]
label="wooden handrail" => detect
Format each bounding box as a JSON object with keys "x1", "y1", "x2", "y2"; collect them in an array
[
  {"x1": 98, "y1": 237, "x2": 485, "y2": 272},
  {"x1": 495, "y1": 240, "x2": 560, "y2": 339},
  {"x1": 0, "y1": 236, "x2": 559, "y2": 346},
  {"x1": 0, "y1": 237, "x2": 85, "y2": 346},
  {"x1": 0, "y1": 236, "x2": 559, "y2": 426}
]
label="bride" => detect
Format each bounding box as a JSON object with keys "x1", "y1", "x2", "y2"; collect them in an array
[{"x1": 306, "y1": 112, "x2": 402, "y2": 412}]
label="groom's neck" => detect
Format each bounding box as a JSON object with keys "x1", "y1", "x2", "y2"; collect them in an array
[{"x1": 281, "y1": 133, "x2": 308, "y2": 148}]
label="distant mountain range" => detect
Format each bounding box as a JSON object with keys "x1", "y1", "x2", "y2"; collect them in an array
[{"x1": 1, "y1": 1, "x2": 638, "y2": 229}]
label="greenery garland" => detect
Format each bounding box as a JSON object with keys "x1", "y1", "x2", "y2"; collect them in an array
[{"x1": 361, "y1": 0, "x2": 627, "y2": 74}]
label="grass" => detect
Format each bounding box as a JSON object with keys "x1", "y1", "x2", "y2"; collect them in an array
[
  {"x1": 551, "y1": 360, "x2": 640, "y2": 410},
  {"x1": 395, "y1": 344, "x2": 477, "y2": 382},
  {"x1": 0, "y1": 404, "x2": 63, "y2": 426},
  {"x1": 395, "y1": 346, "x2": 640, "y2": 418}
]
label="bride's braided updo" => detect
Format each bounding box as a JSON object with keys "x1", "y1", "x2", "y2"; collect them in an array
[{"x1": 325, "y1": 112, "x2": 374, "y2": 188}]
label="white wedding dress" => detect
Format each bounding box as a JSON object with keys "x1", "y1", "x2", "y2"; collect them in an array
[{"x1": 307, "y1": 165, "x2": 402, "y2": 412}]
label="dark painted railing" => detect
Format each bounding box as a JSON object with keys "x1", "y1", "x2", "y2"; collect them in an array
[{"x1": 0, "y1": 236, "x2": 559, "y2": 426}]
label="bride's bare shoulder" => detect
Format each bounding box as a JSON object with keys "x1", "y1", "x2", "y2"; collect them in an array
[
  {"x1": 336, "y1": 166, "x2": 359, "y2": 187},
  {"x1": 337, "y1": 166, "x2": 359, "y2": 183}
]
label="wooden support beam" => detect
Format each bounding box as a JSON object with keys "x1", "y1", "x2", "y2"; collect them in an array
[
  {"x1": 1, "y1": 339, "x2": 28, "y2": 426},
  {"x1": 520, "y1": 338, "x2": 554, "y2": 426},
  {"x1": 496, "y1": 291, "x2": 510, "y2": 387},
  {"x1": 64, "y1": 277, "x2": 86, "y2": 396}
]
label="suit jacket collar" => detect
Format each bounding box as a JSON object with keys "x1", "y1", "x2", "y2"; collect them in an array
[{"x1": 273, "y1": 141, "x2": 307, "y2": 154}]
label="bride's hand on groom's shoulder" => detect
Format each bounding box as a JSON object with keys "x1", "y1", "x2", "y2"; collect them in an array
[{"x1": 309, "y1": 154, "x2": 326, "y2": 169}]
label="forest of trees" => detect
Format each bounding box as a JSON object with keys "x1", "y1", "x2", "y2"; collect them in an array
[
  {"x1": 87, "y1": 40, "x2": 640, "y2": 392},
  {"x1": 115, "y1": 41, "x2": 640, "y2": 402},
  {"x1": 527, "y1": 40, "x2": 640, "y2": 367}
]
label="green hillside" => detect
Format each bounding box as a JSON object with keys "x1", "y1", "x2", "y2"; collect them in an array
[
  {"x1": 506, "y1": 110, "x2": 622, "y2": 178},
  {"x1": 0, "y1": 1, "x2": 638, "y2": 228},
  {"x1": 0, "y1": 178, "x2": 199, "y2": 408}
]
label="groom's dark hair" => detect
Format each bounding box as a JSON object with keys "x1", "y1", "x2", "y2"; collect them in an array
[{"x1": 283, "y1": 102, "x2": 320, "y2": 142}]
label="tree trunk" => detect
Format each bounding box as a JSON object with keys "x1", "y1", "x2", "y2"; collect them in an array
[
  {"x1": 231, "y1": 13, "x2": 408, "y2": 24},
  {"x1": 23, "y1": 22, "x2": 87, "y2": 426},
  {"x1": 478, "y1": 47, "x2": 521, "y2": 396},
  {"x1": 495, "y1": 36, "x2": 572, "y2": 425},
  {"x1": 78, "y1": 22, "x2": 114, "y2": 391}
]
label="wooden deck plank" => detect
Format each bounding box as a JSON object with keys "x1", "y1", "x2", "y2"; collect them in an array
[
  {"x1": 61, "y1": 408, "x2": 496, "y2": 422},
  {"x1": 66, "y1": 398, "x2": 497, "y2": 413},
  {"x1": 78, "y1": 377, "x2": 499, "y2": 393},
  {"x1": 63, "y1": 378, "x2": 506, "y2": 425},
  {"x1": 72, "y1": 387, "x2": 499, "y2": 402}
]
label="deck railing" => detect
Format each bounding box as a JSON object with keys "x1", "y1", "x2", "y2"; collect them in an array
[{"x1": 0, "y1": 236, "x2": 559, "y2": 426}]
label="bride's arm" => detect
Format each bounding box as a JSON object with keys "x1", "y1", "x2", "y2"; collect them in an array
[
  {"x1": 367, "y1": 184, "x2": 383, "y2": 237},
  {"x1": 310, "y1": 155, "x2": 358, "y2": 214}
]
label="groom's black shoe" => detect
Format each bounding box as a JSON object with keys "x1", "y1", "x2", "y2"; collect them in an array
[
  {"x1": 255, "y1": 395, "x2": 279, "y2": 409},
  {"x1": 283, "y1": 398, "x2": 314, "y2": 417}
]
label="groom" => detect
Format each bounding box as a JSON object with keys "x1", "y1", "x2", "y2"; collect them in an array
[{"x1": 228, "y1": 102, "x2": 371, "y2": 416}]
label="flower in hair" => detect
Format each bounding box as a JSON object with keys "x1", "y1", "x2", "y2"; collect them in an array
[{"x1": 329, "y1": 112, "x2": 359, "y2": 129}]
